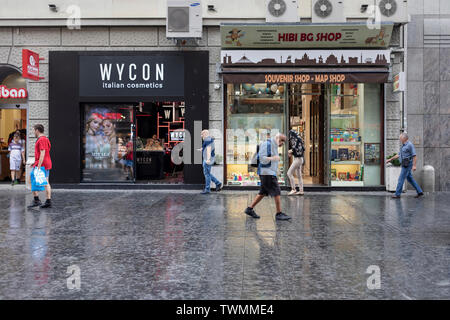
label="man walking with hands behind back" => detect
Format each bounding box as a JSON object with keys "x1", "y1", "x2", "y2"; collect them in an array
[
  {"x1": 386, "y1": 132, "x2": 424, "y2": 199},
  {"x1": 200, "y1": 130, "x2": 222, "y2": 194},
  {"x1": 28, "y1": 124, "x2": 53, "y2": 208},
  {"x1": 245, "y1": 133, "x2": 291, "y2": 221}
]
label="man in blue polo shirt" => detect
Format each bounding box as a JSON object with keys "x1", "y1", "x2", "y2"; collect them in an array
[{"x1": 386, "y1": 132, "x2": 424, "y2": 199}]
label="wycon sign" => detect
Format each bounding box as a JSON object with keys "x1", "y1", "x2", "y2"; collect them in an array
[{"x1": 79, "y1": 55, "x2": 184, "y2": 97}]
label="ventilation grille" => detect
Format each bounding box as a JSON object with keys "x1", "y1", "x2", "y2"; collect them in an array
[
  {"x1": 314, "y1": 0, "x2": 333, "y2": 18},
  {"x1": 379, "y1": 0, "x2": 397, "y2": 17},
  {"x1": 268, "y1": 0, "x2": 287, "y2": 17},
  {"x1": 167, "y1": 6, "x2": 189, "y2": 32}
]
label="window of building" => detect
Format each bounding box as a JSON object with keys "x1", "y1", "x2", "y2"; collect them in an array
[
  {"x1": 82, "y1": 104, "x2": 134, "y2": 182},
  {"x1": 225, "y1": 83, "x2": 286, "y2": 186},
  {"x1": 329, "y1": 83, "x2": 382, "y2": 186}
]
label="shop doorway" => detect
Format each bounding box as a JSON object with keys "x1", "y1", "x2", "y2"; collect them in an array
[
  {"x1": 135, "y1": 102, "x2": 185, "y2": 184},
  {"x1": 288, "y1": 83, "x2": 325, "y2": 186},
  {"x1": 0, "y1": 65, "x2": 28, "y2": 183}
]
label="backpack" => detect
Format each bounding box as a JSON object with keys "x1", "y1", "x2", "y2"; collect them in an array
[{"x1": 250, "y1": 140, "x2": 272, "y2": 168}]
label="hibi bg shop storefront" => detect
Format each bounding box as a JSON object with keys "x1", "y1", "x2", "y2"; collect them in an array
[{"x1": 220, "y1": 23, "x2": 398, "y2": 190}]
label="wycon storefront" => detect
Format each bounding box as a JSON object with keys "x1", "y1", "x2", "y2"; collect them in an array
[
  {"x1": 49, "y1": 51, "x2": 209, "y2": 187},
  {"x1": 221, "y1": 23, "x2": 394, "y2": 189}
]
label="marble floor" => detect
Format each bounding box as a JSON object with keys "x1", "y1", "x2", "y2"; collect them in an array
[{"x1": 0, "y1": 186, "x2": 449, "y2": 300}]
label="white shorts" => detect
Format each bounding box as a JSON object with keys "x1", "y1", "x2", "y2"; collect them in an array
[{"x1": 10, "y1": 157, "x2": 21, "y2": 171}]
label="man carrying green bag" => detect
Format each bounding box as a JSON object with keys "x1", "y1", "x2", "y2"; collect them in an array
[{"x1": 28, "y1": 124, "x2": 52, "y2": 209}]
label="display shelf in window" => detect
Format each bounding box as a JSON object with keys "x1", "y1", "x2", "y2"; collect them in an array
[
  {"x1": 331, "y1": 161, "x2": 361, "y2": 165},
  {"x1": 331, "y1": 181, "x2": 364, "y2": 187},
  {"x1": 331, "y1": 141, "x2": 361, "y2": 146}
]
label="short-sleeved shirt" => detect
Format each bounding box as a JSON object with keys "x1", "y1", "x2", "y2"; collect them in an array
[
  {"x1": 258, "y1": 138, "x2": 279, "y2": 177},
  {"x1": 8, "y1": 141, "x2": 24, "y2": 159},
  {"x1": 125, "y1": 141, "x2": 133, "y2": 160},
  {"x1": 399, "y1": 140, "x2": 416, "y2": 162},
  {"x1": 34, "y1": 136, "x2": 52, "y2": 170}
]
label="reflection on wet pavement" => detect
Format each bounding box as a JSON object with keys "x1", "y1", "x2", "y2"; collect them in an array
[{"x1": 0, "y1": 187, "x2": 449, "y2": 299}]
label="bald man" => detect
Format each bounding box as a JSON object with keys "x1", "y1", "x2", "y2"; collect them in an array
[
  {"x1": 245, "y1": 133, "x2": 291, "y2": 221},
  {"x1": 200, "y1": 130, "x2": 222, "y2": 194}
]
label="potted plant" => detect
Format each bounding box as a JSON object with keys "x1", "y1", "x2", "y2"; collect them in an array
[{"x1": 386, "y1": 153, "x2": 404, "y2": 192}]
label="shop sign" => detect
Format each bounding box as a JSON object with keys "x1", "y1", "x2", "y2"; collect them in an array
[
  {"x1": 393, "y1": 72, "x2": 405, "y2": 93},
  {"x1": 221, "y1": 23, "x2": 394, "y2": 49},
  {"x1": 0, "y1": 85, "x2": 28, "y2": 99},
  {"x1": 22, "y1": 49, "x2": 41, "y2": 81},
  {"x1": 79, "y1": 55, "x2": 184, "y2": 97},
  {"x1": 221, "y1": 50, "x2": 391, "y2": 67},
  {"x1": 222, "y1": 72, "x2": 389, "y2": 84}
]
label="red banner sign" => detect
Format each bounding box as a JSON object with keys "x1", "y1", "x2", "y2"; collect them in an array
[{"x1": 22, "y1": 49, "x2": 40, "y2": 81}]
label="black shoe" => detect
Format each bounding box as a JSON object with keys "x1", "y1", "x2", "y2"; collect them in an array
[
  {"x1": 216, "y1": 183, "x2": 223, "y2": 192},
  {"x1": 276, "y1": 212, "x2": 291, "y2": 221},
  {"x1": 414, "y1": 193, "x2": 424, "y2": 198},
  {"x1": 28, "y1": 200, "x2": 42, "y2": 208},
  {"x1": 245, "y1": 207, "x2": 260, "y2": 219},
  {"x1": 40, "y1": 200, "x2": 52, "y2": 208},
  {"x1": 392, "y1": 195, "x2": 401, "y2": 199}
]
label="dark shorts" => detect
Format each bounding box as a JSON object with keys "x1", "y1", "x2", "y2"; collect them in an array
[{"x1": 258, "y1": 175, "x2": 281, "y2": 197}]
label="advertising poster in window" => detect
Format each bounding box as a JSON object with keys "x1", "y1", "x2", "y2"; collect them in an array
[{"x1": 83, "y1": 104, "x2": 133, "y2": 181}]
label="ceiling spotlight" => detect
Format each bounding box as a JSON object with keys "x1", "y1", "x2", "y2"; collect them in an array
[{"x1": 48, "y1": 4, "x2": 58, "y2": 12}]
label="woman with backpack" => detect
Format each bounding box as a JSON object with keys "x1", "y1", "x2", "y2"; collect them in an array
[{"x1": 287, "y1": 129, "x2": 305, "y2": 196}]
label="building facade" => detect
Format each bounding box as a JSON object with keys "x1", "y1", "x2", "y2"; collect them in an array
[
  {"x1": 406, "y1": 0, "x2": 450, "y2": 191},
  {"x1": 0, "y1": 0, "x2": 433, "y2": 190}
]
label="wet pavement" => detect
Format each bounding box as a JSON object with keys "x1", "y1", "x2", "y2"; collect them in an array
[{"x1": 0, "y1": 186, "x2": 449, "y2": 300}]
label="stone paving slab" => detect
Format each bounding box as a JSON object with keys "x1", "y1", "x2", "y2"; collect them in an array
[{"x1": 0, "y1": 187, "x2": 449, "y2": 300}]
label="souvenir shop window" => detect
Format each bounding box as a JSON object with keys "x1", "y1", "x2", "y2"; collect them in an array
[
  {"x1": 225, "y1": 83, "x2": 286, "y2": 186},
  {"x1": 329, "y1": 83, "x2": 382, "y2": 186}
]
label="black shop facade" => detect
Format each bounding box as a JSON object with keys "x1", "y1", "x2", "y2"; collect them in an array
[{"x1": 49, "y1": 51, "x2": 209, "y2": 187}]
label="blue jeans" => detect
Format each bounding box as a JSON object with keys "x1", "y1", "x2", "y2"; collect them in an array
[
  {"x1": 202, "y1": 161, "x2": 221, "y2": 192},
  {"x1": 395, "y1": 163, "x2": 423, "y2": 196}
]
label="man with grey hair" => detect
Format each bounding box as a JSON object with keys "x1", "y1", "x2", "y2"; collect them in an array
[
  {"x1": 245, "y1": 133, "x2": 291, "y2": 221},
  {"x1": 200, "y1": 129, "x2": 222, "y2": 194},
  {"x1": 386, "y1": 132, "x2": 424, "y2": 199}
]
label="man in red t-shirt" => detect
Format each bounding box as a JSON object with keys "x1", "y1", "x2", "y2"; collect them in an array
[{"x1": 28, "y1": 124, "x2": 52, "y2": 209}]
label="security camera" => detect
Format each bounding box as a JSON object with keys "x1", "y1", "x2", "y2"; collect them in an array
[
  {"x1": 48, "y1": 4, "x2": 58, "y2": 12},
  {"x1": 360, "y1": 4, "x2": 369, "y2": 13}
]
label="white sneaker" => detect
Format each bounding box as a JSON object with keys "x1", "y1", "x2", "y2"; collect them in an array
[
  {"x1": 295, "y1": 191, "x2": 304, "y2": 196},
  {"x1": 288, "y1": 190, "x2": 296, "y2": 196}
]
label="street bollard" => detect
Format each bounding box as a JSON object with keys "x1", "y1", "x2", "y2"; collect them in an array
[{"x1": 422, "y1": 165, "x2": 435, "y2": 193}]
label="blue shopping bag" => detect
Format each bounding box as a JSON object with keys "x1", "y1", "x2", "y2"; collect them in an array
[{"x1": 30, "y1": 167, "x2": 47, "y2": 191}]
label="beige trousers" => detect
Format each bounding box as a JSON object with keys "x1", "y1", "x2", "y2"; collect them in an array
[{"x1": 287, "y1": 157, "x2": 304, "y2": 192}]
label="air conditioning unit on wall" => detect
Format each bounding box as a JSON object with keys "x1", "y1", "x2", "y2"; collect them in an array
[
  {"x1": 375, "y1": 0, "x2": 408, "y2": 24},
  {"x1": 311, "y1": 0, "x2": 345, "y2": 23},
  {"x1": 265, "y1": 0, "x2": 300, "y2": 23},
  {"x1": 166, "y1": 0, "x2": 202, "y2": 39}
]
